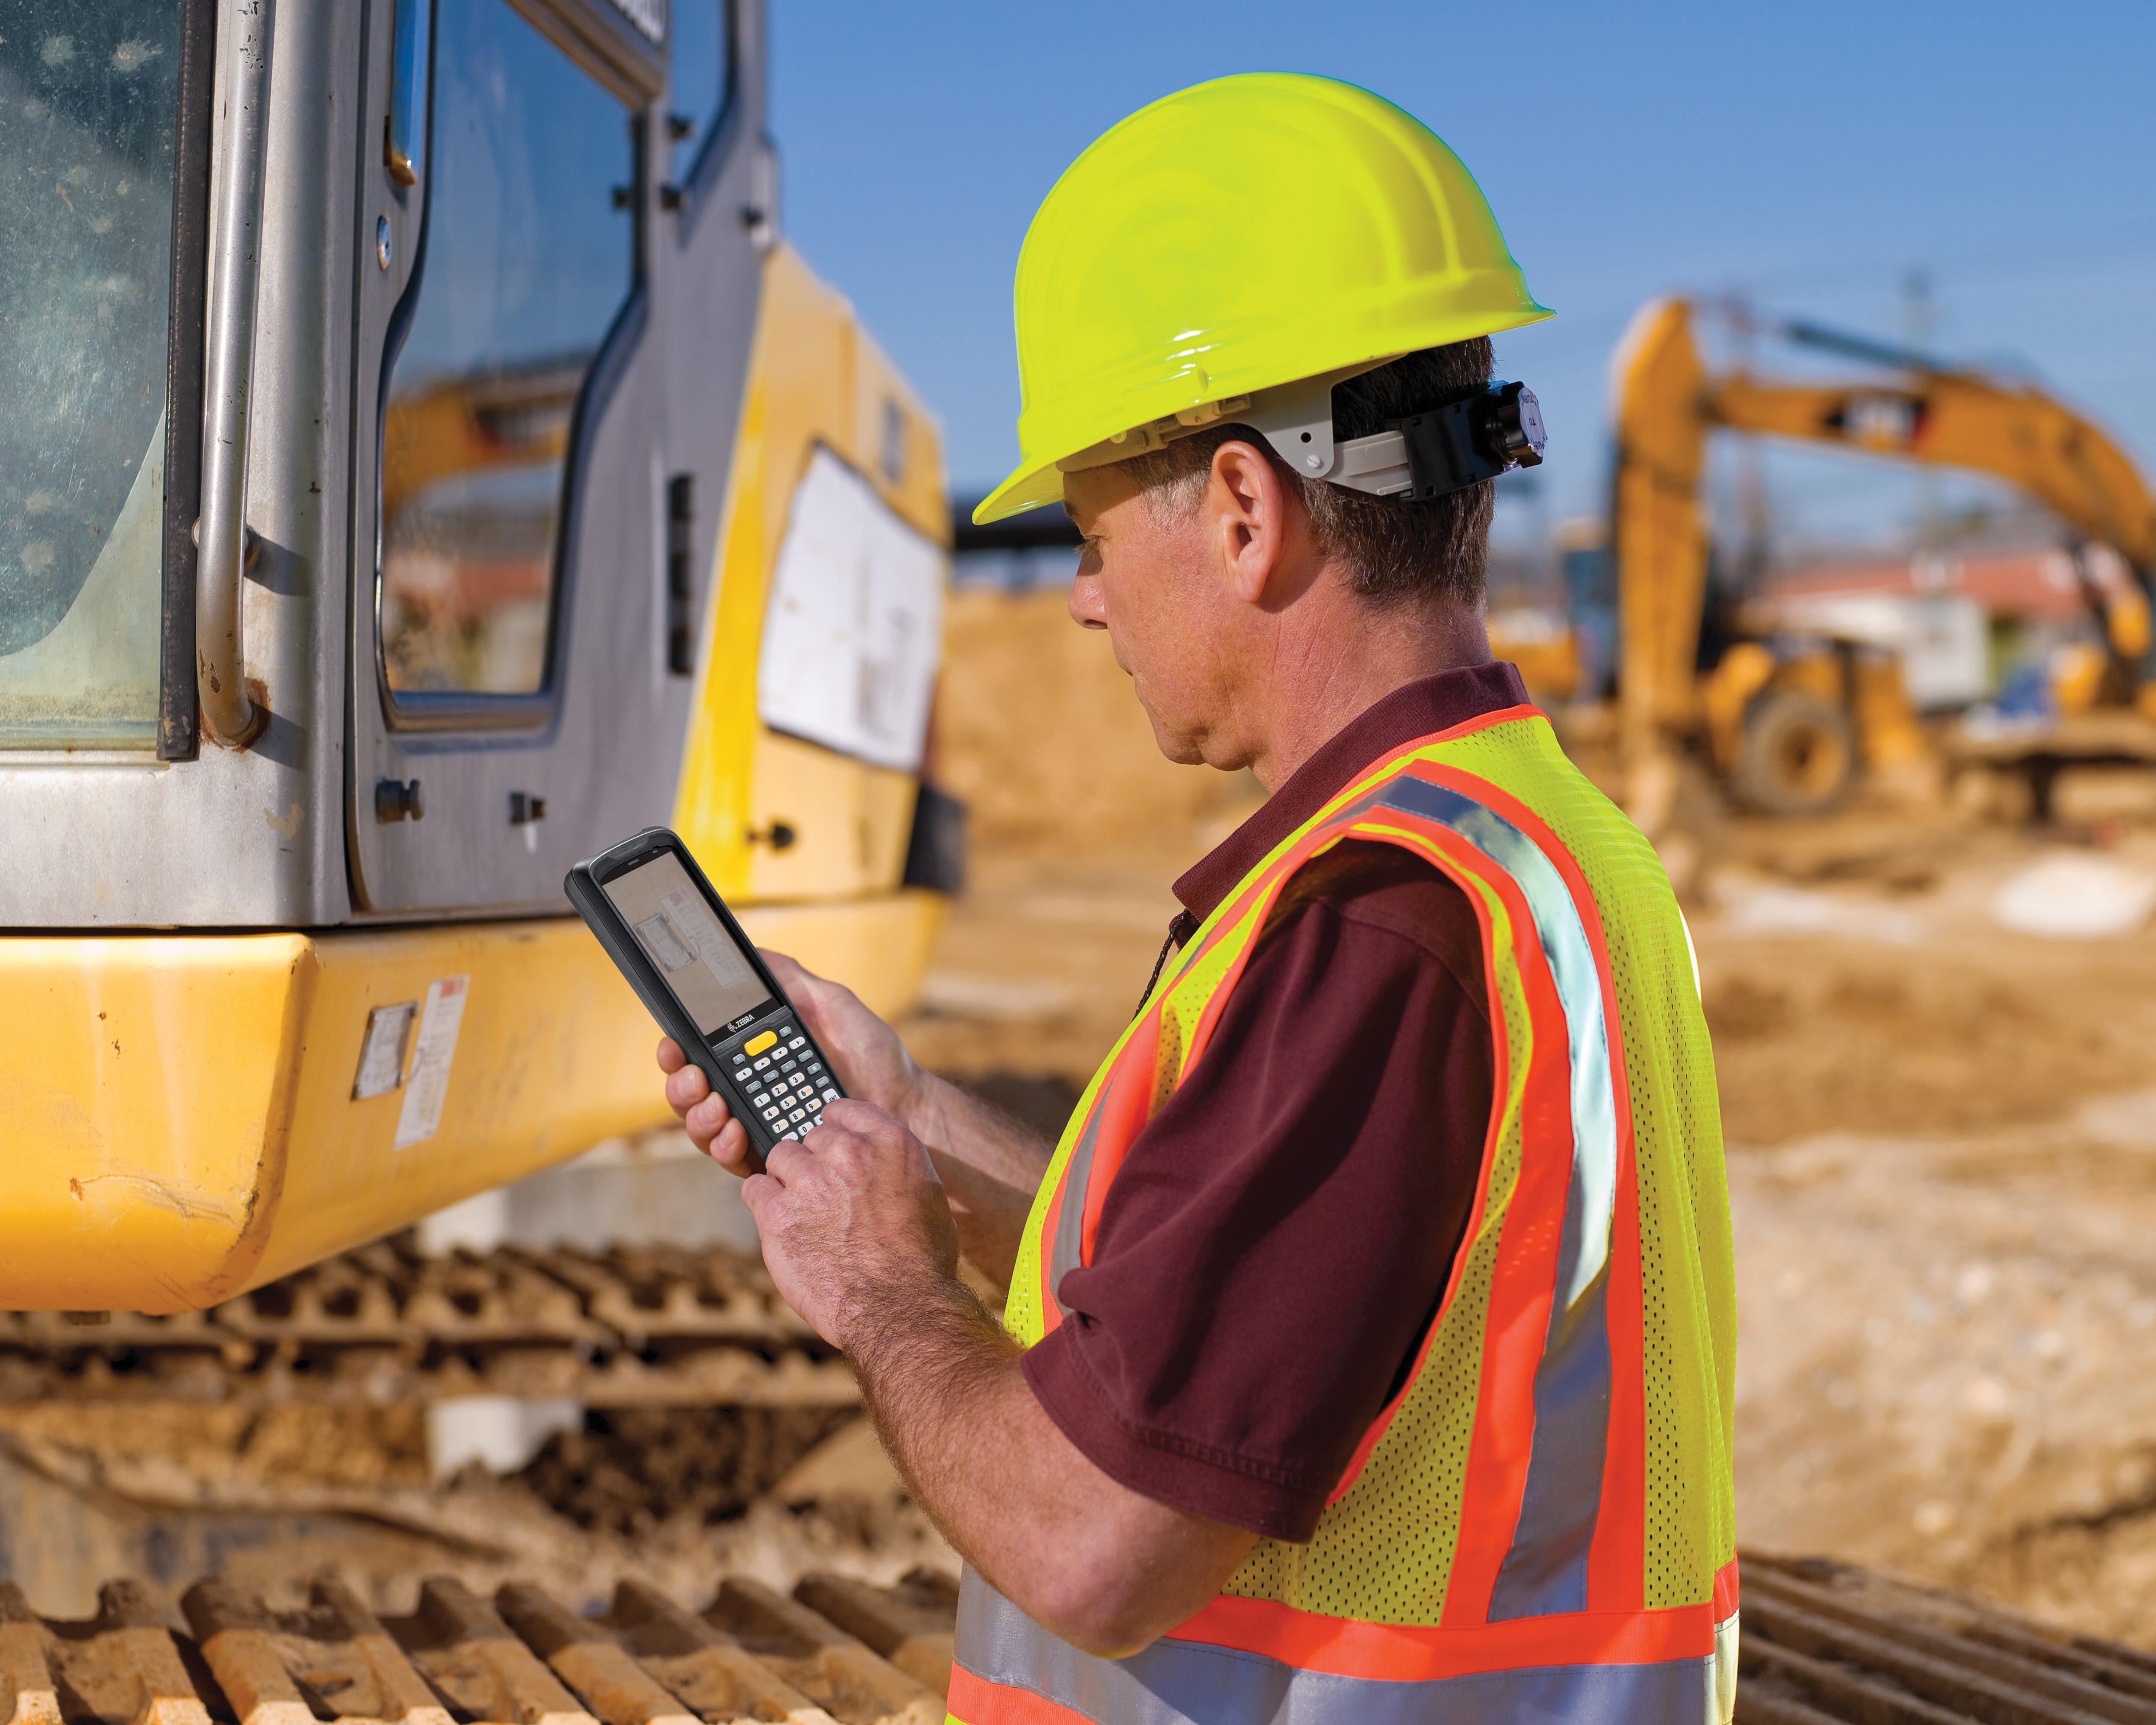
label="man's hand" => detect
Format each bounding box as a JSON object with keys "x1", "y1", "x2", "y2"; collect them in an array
[
  {"x1": 740, "y1": 1098, "x2": 958, "y2": 1348},
  {"x1": 761, "y1": 951, "x2": 929, "y2": 1118},
  {"x1": 658, "y1": 947, "x2": 929, "y2": 1178},
  {"x1": 656, "y1": 950, "x2": 1049, "y2": 1283}
]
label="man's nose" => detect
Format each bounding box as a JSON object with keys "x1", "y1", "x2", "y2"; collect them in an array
[{"x1": 1068, "y1": 574, "x2": 1107, "y2": 630}]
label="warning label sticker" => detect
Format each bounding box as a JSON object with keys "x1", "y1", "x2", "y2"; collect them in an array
[
  {"x1": 394, "y1": 976, "x2": 470, "y2": 1150},
  {"x1": 353, "y1": 1001, "x2": 417, "y2": 1099}
]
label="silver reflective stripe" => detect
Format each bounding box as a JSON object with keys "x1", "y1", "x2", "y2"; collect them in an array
[
  {"x1": 1376, "y1": 774, "x2": 1619, "y2": 1621},
  {"x1": 1713, "y1": 1609, "x2": 1740, "y2": 1725},
  {"x1": 954, "y1": 1570, "x2": 1716, "y2": 1725},
  {"x1": 1487, "y1": 1257, "x2": 1612, "y2": 1618},
  {"x1": 1046, "y1": 1102, "x2": 1107, "y2": 1318}
]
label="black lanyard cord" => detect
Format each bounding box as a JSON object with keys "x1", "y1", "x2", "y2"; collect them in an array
[{"x1": 1134, "y1": 911, "x2": 1199, "y2": 1020}]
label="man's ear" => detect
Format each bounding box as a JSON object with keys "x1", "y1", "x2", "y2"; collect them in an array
[{"x1": 1206, "y1": 438, "x2": 1300, "y2": 609}]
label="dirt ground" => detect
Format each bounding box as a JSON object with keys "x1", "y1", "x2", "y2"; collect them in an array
[
  {"x1": 11, "y1": 589, "x2": 2156, "y2": 1645},
  {"x1": 1693, "y1": 809, "x2": 2156, "y2": 1641}
]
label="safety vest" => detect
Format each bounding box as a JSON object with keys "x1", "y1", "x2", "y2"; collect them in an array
[{"x1": 946, "y1": 704, "x2": 1739, "y2": 1725}]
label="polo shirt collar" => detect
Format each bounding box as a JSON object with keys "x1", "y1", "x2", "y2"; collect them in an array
[{"x1": 1171, "y1": 660, "x2": 1534, "y2": 925}]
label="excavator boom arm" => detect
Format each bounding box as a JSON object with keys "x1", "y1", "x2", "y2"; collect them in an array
[
  {"x1": 1611, "y1": 299, "x2": 1713, "y2": 757},
  {"x1": 1706, "y1": 372, "x2": 2156, "y2": 573}
]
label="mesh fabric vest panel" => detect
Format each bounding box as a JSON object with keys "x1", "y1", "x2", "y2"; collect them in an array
[{"x1": 953, "y1": 709, "x2": 1738, "y2": 1725}]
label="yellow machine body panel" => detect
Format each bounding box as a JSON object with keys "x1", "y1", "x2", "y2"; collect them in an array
[
  {"x1": 0, "y1": 245, "x2": 952, "y2": 1314},
  {"x1": 0, "y1": 895, "x2": 940, "y2": 1314},
  {"x1": 674, "y1": 243, "x2": 949, "y2": 900}
]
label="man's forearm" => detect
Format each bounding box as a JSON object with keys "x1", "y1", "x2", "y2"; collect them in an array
[
  {"x1": 843, "y1": 1267, "x2": 1255, "y2": 1656},
  {"x1": 736, "y1": 1095, "x2": 1256, "y2": 1657},
  {"x1": 845, "y1": 1265, "x2": 1029, "y2": 1560},
  {"x1": 897, "y1": 1073, "x2": 1053, "y2": 1287}
]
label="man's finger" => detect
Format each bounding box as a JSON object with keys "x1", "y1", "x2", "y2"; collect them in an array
[
  {"x1": 655, "y1": 1036, "x2": 686, "y2": 1075},
  {"x1": 762, "y1": 1136, "x2": 814, "y2": 1184},
  {"x1": 707, "y1": 1118, "x2": 759, "y2": 1175},
  {"x1": 800, "y1": 1114, "x2": 868, "y2": 1155},
  {"x1": 667, "y1": 1063, "x2": 711, "y2": 1115},
  {"x1": 686, "y1": 1091, "x2": 729, "y2": 1139},
  {"x1": 740, "y1": 1171, "x2": 774, "y2": 1215},
  {"x1": 810, "y1": 1102, "x2": 900, "y2": 1158}
]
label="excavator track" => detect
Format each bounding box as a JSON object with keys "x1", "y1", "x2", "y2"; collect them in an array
[
  {"x1": 0, "y1": 1243, "x2": 858, "y2": 1411},
  {"x1": 1738, "y1": 1552, "x2": 2156, "y2": 1724},
  {"x1": 0, "y1": 1567, "x2": 955, "y2": 1725},
  {"x1": 0, "y1": 1552, "x2": 2148, "y2": 1725},
  {"x1": 7, "y1": 1245, "x2": 2154, "y2": 1725}
]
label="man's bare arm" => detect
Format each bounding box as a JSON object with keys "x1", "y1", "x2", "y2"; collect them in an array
[
  {"x1": 743, "y1": 1100, "x2": 1255, "y2": 1655},
  {"x1": 658, "y1": 951, "x2": 1049, "y2": 1286}
]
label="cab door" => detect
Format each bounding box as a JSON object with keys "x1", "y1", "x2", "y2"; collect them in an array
[{"x1": 347, "y1": 0, "x2": 764, "y2": 916}]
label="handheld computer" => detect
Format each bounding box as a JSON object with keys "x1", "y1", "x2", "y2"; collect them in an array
[{"x1": 566, "y1": 828, "x2": 846, "y2": 1166}]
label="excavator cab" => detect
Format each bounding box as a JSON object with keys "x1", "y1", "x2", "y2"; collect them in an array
[{"x1": 1, "y1": 0, "x2": 955, "y2": 1313}]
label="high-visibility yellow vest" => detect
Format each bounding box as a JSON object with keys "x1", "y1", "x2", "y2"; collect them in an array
[{"x1": 947, "y1": 704, "x2": 1739, "y2": 1725}]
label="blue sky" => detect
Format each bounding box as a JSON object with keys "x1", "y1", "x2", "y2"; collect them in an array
[{"x1": 769, "y1": 2, "x2": 2156, "y2": 559}]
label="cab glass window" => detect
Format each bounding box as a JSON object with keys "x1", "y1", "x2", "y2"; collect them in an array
[
  {"x1": 380, "y1": 0, "x2": 633, "y2": 700},
  {"x1": 666, "y1": 0, "x2": 729, "y2": 184},
  {"x1": 0, "y1": 1, "x2": 182, "y2": 747}
]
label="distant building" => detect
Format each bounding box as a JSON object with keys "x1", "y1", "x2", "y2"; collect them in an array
[{"x1": 1759, "y1": 543, "x2": 2127, "y2": 710}]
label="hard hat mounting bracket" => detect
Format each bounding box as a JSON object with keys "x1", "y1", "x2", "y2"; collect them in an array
[
  {"x1": 1322, "y1": 380, "x2": 1547, "y2": 503},
  {"x1": 1236, "y1": 370, "x2": 1547, "y2": 500},
  {"x1": 1238, "y1": 370, "x2": 1348, "y2": 482}
]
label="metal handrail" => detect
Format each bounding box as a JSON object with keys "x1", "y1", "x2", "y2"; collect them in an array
[{"x1": 196, "y1": 0, "x2": 274, "y2": 747}]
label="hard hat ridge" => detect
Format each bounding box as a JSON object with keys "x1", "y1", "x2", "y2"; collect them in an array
[{"x1": 974, "y1": 72, "x2": 1552, "y2": 524}]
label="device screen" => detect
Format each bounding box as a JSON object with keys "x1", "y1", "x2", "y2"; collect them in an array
[{"x1": 600, "y1": 850, "x2": 775, "y2": 1034}]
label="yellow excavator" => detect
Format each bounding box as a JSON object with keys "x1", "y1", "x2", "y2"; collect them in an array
[
  {"x1": 1603, "y1": 296, "x2": 2156, "y2": 819},
  {"x1": 0, "y1": 0, "x2": 955, "y2": 1317}
]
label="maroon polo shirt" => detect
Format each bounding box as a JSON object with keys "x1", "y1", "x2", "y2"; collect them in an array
[{"x1": 1019, "y1": 660, "x2": 1531, "y2": 1542}]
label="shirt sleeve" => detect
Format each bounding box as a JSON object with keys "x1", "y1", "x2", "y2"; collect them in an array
[{"x1": 1019, "y1": 845, "x2": 1493, "y2": 1542}]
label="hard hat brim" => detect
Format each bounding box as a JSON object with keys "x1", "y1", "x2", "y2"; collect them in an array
[{"x1": 971, "y1": 461, "x2": 1070, "y2": 528}]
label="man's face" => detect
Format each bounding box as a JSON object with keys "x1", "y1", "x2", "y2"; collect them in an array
[{"x1": 1062, "y1": 462, "x2": 1240, "y2": 768}]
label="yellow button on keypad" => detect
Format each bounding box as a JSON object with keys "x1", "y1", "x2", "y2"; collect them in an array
[{"x1": 743, "y1": 1030, "x2": 778, "y2": 1056}]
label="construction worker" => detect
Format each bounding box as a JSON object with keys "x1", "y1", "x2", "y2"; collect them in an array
[{"x1": 658, "y1": 74, "x2": 1738, "y2": 1723}]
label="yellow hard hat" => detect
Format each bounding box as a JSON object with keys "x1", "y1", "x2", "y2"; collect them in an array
[{"x1": 973, "y1": 73, "x2": 1553, "y2": 525}]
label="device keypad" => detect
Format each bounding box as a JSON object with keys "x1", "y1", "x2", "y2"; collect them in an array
[{"x1": 714, "y1": 1009, "x2": 843, "y2": 1144}]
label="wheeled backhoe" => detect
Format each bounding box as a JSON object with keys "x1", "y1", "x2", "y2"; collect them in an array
[{"x1": 1606, "y1": 296, "x2": 2156, "y2": 818}]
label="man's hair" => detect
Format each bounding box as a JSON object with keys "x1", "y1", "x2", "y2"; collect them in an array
[{"x1": 1113, "y1": 338, "x2": 1495, "y2": 609}]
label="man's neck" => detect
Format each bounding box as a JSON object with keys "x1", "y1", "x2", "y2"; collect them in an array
[{"x1": 1244, "y1": 595, "x2": 1492, "y2": 792}]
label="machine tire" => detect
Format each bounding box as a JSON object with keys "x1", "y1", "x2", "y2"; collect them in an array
[{"x1": 1734, "y1": 689, "x2": 1856, "y2": 815}]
